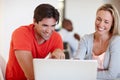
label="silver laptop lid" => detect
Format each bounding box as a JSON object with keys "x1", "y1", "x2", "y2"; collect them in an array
[{"x1": 33, "y1": 59, "x2": 98, "y2": 80}]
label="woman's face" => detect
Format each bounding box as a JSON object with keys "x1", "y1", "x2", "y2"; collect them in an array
[{"x1": 95, "y1": 10, "x2": 113, "y2": 35}]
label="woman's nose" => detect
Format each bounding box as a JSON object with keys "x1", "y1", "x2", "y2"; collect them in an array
[{"x1": 98, "y1": 21, "x2": 104, "y2": 27}]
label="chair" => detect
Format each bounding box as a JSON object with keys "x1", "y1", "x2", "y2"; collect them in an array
[
  {"x1": 0, "y1": 54, "x2": 6, "y2": 80},
  {"x1": 63, "y1": 42, "x2": 72, "y2": 59}
]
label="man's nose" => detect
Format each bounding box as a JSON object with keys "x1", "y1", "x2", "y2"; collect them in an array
[{"x1": 46, "y1": 27, "x2": 52, "y2": 33}]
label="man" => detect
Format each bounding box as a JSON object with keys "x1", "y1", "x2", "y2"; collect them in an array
[
  {"x1": 5, "y1": 4, "x2": 65, "y2": 80},
  {"x1": 59, "y1": 19, "x2": 80, "y2": 58}
]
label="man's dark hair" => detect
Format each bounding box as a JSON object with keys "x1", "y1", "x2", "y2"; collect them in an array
[{"x1": 33, "y1": 4, "x2": 59, "y2": 24}]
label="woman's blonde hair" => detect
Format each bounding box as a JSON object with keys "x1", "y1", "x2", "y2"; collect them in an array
[{"x1": 97, "y1": 3, "x2": 120, "y2": 35}]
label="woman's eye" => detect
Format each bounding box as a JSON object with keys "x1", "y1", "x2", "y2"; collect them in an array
[{"x1": 105, "y1": 21, "x2": 109, "y2": 24}]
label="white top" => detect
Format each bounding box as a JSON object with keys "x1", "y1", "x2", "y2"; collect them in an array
[
  {"x1": 58, "y1": 28, "x2": 79, "y2": 56},
  {"x1": 92, "y1": 52, "x2": 106, "y2": 69}
]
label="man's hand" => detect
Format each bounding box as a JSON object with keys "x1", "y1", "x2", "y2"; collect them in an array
[{"x1": 51, "y1": 49, "x2": 65, "y2": 59}]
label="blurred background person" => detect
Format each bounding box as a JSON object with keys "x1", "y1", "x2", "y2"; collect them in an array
[{"x1": 58, "y1": 18, "x2": 80, "y2": 58}]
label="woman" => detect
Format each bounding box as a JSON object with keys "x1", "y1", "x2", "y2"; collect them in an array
[{"x1": 74, "y1": 4, "x2": 120, "y2": 80}]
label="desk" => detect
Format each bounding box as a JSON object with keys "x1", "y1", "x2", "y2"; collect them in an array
[{"x1": 0, "y1": 55, "x2": 5, "y2": 80}]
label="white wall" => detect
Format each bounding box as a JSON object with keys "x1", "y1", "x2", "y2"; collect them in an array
[
  {"x1": 0, "y1": 0, "x2": 5, "y2": 60},
  {"x1": 65, "y1": 0, "x2": 104, "y2": 36},
  {"x1": 0, "y1": 0, "x2": 59, "y2": 61}
]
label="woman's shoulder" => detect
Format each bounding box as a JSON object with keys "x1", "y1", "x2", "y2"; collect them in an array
[
  {"x1": 110, "y1": 35, "x2": 120, "y2": 45},
  {"x1": 82, "y1": 33, "x2": 94, "y2": 40},
  {"x1": 111, "y1": 35, "x2": 120, "y2": 41},
  {"x1": 79, "y1": 33, "x2": 94, "y2": 45}
]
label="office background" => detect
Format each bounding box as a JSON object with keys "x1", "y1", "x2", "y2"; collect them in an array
[{"x1": 0, "y1": 0, "x2": 120, "y2": 61}]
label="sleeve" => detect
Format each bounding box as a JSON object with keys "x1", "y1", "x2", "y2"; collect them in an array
[
  {"x1": 12, "y1": 27, "x2": 32, "y2": 51},
  {"x1": 74, "y1": 35, "x2": 89, "y2": 59},
  {"x1": 65, "y1": 34, "x2": 79, "y2": 54},
  {"x1": 97, "y1": 36, "x2": 120, "y2": 79}
]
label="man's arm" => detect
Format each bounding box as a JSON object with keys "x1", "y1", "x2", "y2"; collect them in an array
[{"x1": 15, "y1": 50, "x2": 34, "y2": 80}]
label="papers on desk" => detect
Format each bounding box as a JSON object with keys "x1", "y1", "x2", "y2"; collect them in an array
[{"x1": 45, "y1": 53, "x2": 51, "y2": 59}]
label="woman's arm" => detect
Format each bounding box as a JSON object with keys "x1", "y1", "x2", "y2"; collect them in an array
[
  {"x1": 74, "y1": 34, "x2": 92, "y2": 59},
  {"x1": 97, "y1": 36, "x2": 120, "y2": 79}
]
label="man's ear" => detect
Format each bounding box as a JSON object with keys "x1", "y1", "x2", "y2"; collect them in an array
[
  {"x1": 33, "y1": 19, "x2": 38, "y2": 25},
  {"x1": 33, "y1": 19, "x2": 36, "y2": 23}
]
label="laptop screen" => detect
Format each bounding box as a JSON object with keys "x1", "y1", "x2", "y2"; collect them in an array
[{"x1": 33, "y1": 59, "x2": 98, "y2": 80}]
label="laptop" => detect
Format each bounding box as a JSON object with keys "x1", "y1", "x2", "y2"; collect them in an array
[{"x1": 33, "y1": 59, "x2": 98, "y2": 80}]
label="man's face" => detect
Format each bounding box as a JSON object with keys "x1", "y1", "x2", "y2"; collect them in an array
[{"x1": 34, "y1": 18, "x2": 56, "y2": 40}]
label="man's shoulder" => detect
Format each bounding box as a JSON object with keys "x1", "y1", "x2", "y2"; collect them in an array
[
  {"x1": 52, "y1": 31, "x2": 61, "y2": 36},
  {"x1": 50, "y1": 31, "x2": 62, "y2": 40},
  {"x1": 13, "y1": 24, "x2": 33, "y2": 34},
  {"x1": 11, "y1": 24, "x2": 34, "y2": 42}
]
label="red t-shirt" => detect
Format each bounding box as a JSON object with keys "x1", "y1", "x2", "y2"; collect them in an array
[{"x1": 5, "y1": 24, "x2": 63, "y2": 80}]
